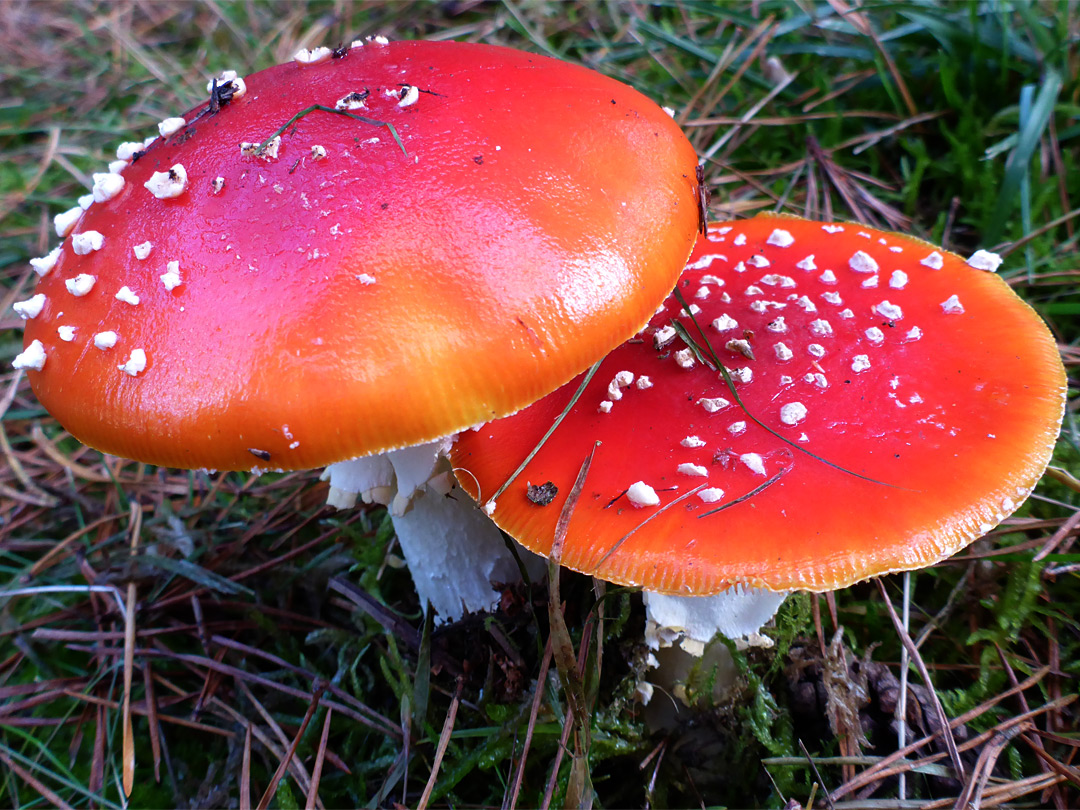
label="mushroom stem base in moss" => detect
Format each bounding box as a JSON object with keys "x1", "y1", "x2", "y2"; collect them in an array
[{"x1": 323, "y1": 440, "x2": 545, "y2": 623}]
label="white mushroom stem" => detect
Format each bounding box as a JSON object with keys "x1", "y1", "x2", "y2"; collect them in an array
[
  {"x1": 638, "y1": 587, "x2": 790, "y2": 729},
  {"x1": 322, "y1": 439, "x2": 544, "y2": 623},
  {"x1": 643, "y1": 587, "x2": 790, "y2": 656}
]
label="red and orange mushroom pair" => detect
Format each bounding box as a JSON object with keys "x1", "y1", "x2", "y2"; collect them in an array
[{"x1": 12, "y1": 39, "x2": 1065, "y2": 633}]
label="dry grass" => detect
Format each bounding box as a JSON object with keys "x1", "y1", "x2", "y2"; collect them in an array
[{"x1": 1, "y1": 1, "x2": 1078, "y2": 807}]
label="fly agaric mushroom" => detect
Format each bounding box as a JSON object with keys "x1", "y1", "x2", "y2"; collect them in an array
[
  {"x1": 13, "y1": 40, "x2": 701, "y2": 621},
  {"x1": 450, "y1": 214, "x2": 1066, "y2": 648}
]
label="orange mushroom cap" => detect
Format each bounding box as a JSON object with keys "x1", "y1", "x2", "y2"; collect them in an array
[
  {"x1": 450, "y1": 215, "x2": 1066, "y2": 594},
  {"x1": 18, "y1": 40, "x2": 699, "y2": 471}
]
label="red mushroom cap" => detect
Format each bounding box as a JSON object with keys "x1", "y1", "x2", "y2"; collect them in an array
[
  {"x1": 19, "y1": 40, "x2": 700, "y2": 471},
  {"x1": 450, "y1": 215, "x2": 1066, "y2": 593}
]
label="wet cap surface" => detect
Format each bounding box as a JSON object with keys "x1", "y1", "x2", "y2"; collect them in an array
[
  {"x1": 21, "y1": 41, "x2": 700, "y2": 471},
  {"x1": 451, "y1": 215, "x2": 1066, "y2": 593}
]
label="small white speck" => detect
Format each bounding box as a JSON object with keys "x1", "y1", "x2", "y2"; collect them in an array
[
  {"x1": 65, "y1": 274, "x2": 96, "y2": 297},
  {"x1": 311, "y1": 145, "x2": 327, "y2": 160},
  {"x1": 698, "y1": 488, "x2": 725, "y2": 504},
  {"x1": 206, "y1": 70, "x2": 246, "y2": 98},
  {"x1": 142, "y1": 135, "x2": 157, "y2": 150},
  {"x1": 889, "y1": 270, "x2": 908, "y2": 289},
  {"x1": 158, "y1": 117, "x2": 186, "y2": 137},
  {"x1": 734, "y1": 261, "x2": 747, "y2": 273},
  {"x1": 767, "y1": 316, "x2": 787, "y2": 333},
  {"x1": 626, "y1": 481, "x2": 660, "y2": 507},
  {"x1": 109, "y1": 161, "x2": 128, "y2": 176},
  {"x1": 677, "y1": 462, "x2": 708, "y2": 477},
  {"x1": 905, "y1": 326, "x2": 922, "y2": 341},
  {"x1": 865, "y1": 327, "x2": 884, "y2": 344},
  {"x1": 744, "y1": 285, "x2": 763, "y2": 296},
  {"x1": 796, "y1": 255, "x2": 817, "y2": 271},
  {"x1": 822, "y1": 291, "x2": 843, "y2": 305},
  {"x1": 728, "y1": 421, "x2": 746, "y2": 435},
  {"x1": 635, "y1": 375, "x2": 653, "y2": 390},
  {"x1": 694, "y1": 285, "x2": 711, "y2": 300},
  {"x1": 861, "y1": 274, "x2": 879, "y2": 288},
  {"x1": 875, "y1": 301, "x2": 904, "y2": 320},
  {"x1": 748, "y1": 255, "x2": 771, "y2": 268},
  {"x1": 598, "y1": 401, "x2": 613, "y2": 414},
  {"x1": 733, "y1": 233, "x2": 747, "y2": 246},
  {"x1": 759, "y1": 273, "x2": 795, "y2": 287},
  {"x1": 966, "y1": 249, "x2": 1003, "y2": 272},
  {"x1": 57, "y1": 325, "x2": 76, "y2": 342},
  {"x1": 119, "y1": 348, "x2": 147, "y2": 376},
  {"x1": 740, "y1": 453, "x2": 766, "y2": 476},
  {"x1": 822, "y1": 224, "x2": 845, "y2": 234},
  {"x1": 849, "y1": 250, "x2": 878, "y2": 273},
  {"x1": 921, "y1": 251, "x2": 944, "y2": 270},
  {"x1": 293, "y1": 47, "x2": 332, "y2": 65},
  {"x1": 809, "y1": 319, "x2": 833, "y2": 336},
  {"x1": 808, "y1": 343, "x2": 825, "y2": 357},
  {"x1": 889, "y1": 246, "x2": 903, "y2": 253},
  {"x1": 697, "y1": 397, "x2": 730, "y2": 413},
  {"x1": 662, "y1": 106, "x2": 676, "y2": 117},
  {"x1": 212, "y1": 176, "x2": 225, "y2": 194},
  {"x1": 134, "y1": 241, "x2": 152, "y2": 260},
  {"x1": 370, "y1": 35, "x2": 389, "y2": 45},
  {"x1": 807, "y1": 373, "x2": 828, "y2": 388},
  {"x1": 160, "y1": 262, "x2": 182, "y2": 291},
  {"x1": 240, "y1": 137, "x2": 281, "y2": 161},
  {"x1": 774, "y1": 342, "x2": 793, "y2": 361},
  {"x1": 398, "y1": 85, "x2": 419, "y2": 107},
  {"x1": 780, "y1": 402, "x2": 807, "y2": 426},
  {"x1": 941, "y1": 294, "x2": 964, "y2": 314},
  {"x1": 356, "y1": 273, "x2": 377, "y2": 285},
  {"x1": 115, "y1": 286, "x2": 140, "y2": 306},
  {"x1": 336, "y1": 92, "x2": 368, "y2": 111},
  {"x1": 673, "y1": 348, "x2": 695, "y2": 369},
  {"x1": 839, "y1": 308, "x2": 854, "y2": 319},
  {"x1": 12, "y1": 340, "x2": 46, "y2": 371},
  {"x1": 94, "y1": 331, "x2": 118, "y2": 349},
  {"x1": 116, "y1": 141, "x2": 143, "y2": 161},
  {"x1": 728, "y1": 366, "x2": 752, "y2": 383},
  {"x1": 681, "y1": 436, "x2": 706, "y2": 448},
  {"x1": 144, "y1": 164, "x2": 187, "y2": 198},
  {"x1": 71, "y1": 230, "x2": 104, "y2": 255},
  {"x1": 654, "y1": 325, "x2": 677, "y2": 348},
  {"x1": 819, "y1": 270, "x2": 837, "y2": 283},
  {"x1": 851, "y1": 354, "x2": 871, "y2": 373},
  {"x1": 91, "y1": 172, "x2": 125, "y2": 203},
  {"x1": 725, "y1": 338, "x2": 753, "y2": 357},
  {"x1": 14, "y1": 294, "x2": 46, "y2": 319},
  {"x1": 794, "y1": 295, "x2": 817, "y2": 312},
  {"x1": 30, "y1": 247, "x2": 62, "y2": 277},
  {"x1": 766, "y1": 229, "x2": 795, "y2": 247}
]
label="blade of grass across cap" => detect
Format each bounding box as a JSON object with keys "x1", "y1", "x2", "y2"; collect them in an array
[
  {"x1": 484, "y1": 359, "x2": 604, "y2": 508},
  {"x1": 670, "y1": 287, "x2": 906, "y2": 490},
  {"x1": 257, "y1": 105, "x2": 408, "y2": 157},
  {"x1": 591, "y1": 484, "x2": 707, "y2": 572},
  {"x1": 698, "y1": 467, "x2": 789, "y2": 519}
]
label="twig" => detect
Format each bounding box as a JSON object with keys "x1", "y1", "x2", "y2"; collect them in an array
[{"x1": 417, "y1": 677, "x2": 463, "y2": 810}]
